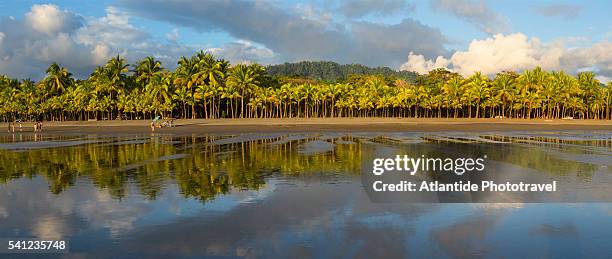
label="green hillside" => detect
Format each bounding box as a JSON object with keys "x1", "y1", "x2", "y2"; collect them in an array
[{"x1": 266, "y1": 61, "x2": 418, "y2": 82}]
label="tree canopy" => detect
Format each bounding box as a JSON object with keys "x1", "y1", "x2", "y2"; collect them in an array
[
  {"x1": 266, "y1": 61, "x2": 419, "y2": 82},
  {"x1": 1, "y1": 52, "x2": 611, "y2": 122}
]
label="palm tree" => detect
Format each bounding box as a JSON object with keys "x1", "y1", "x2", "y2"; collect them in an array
[
  {"x1": 227, "y1": 64, "x2": 261, "y2": 118},
  {"x1": 146, "y1": 72, "x2": 172, "y2": 118},
  {"x1": 442, "y1": 75, "x2": 464, "y2": 118},
  {"x1": 172, "y1": 85, "x2": 190, "y2": 119},
  {"x1": 518, "y1": 67, "x2": 547, "y2": 118},
  {"x1": 196, "y1": 52, "x2": 224, "y2": 118},
  {"x1": 42, "y1": 63, "x2": 73, "y2": 95},
  {"x1": 578, "y1": 72, "x2": 601, "y2": 119},
  {"x1": 90, "y1": 56, "x2": 129, "y2": 119},
  {"x1": 603, "y1": 83, "x2": 612, "y2": 120},
  {"x1": 134, "y1": 56, "x2": 163, "y2": 86},
  {"x1": 105, "y1": 56, "x2": 129, "y2": 98},
  {"x1": 174, "y1": 56, "x2": 199, "y2": 119},
  {"x1": 492, "y1": 72, "x2": 516, "y2": 118}
]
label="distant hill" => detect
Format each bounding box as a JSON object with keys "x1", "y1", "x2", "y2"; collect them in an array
[{"x1": 266, "y1": 61, "x2": 418, "y2": 82}]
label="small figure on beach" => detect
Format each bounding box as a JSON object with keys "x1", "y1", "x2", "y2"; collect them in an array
[
  {"x1": 15, "y1": 119, "x2": 22, "y2": 132},
  {"x1": 152, "y1": 116, "x2": 161, "y2": 130},
  {"x1": 34, "y1": 120, "x2": 43, "y2": 132}
]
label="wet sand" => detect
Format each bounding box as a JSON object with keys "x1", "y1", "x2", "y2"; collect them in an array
[{"x1": 2, "y1": 118, "x2": 612, "y2": 135}]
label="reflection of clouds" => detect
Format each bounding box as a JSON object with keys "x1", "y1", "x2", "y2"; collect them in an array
[
  {"x1": 117, "y1": 180, "x2": 429, "y2": 258},
  {"x1": 4, "y1": 174, "x2": 612, "y2": 257},
  {"x1": 235, "y1": 246, "x2": 257, "y2": 259},
  {"x1": 530, "y1": 223, "x2": 578, "y2": 237},
  {"x1": 298, "y1": 140, "x2": 334, "y2": 155},
  {"x1": 32, "y1": 215, "x2": 67, "y2": 240},
  {"x1": 236, "y1": 179, "x2": 277, "y2": 204},
  {"x1": 0, "y1": 177, "x2": 153, "y2": 239},
  {"x1": 472, "y1": 203, "x2": 524, "y2": 213},
  {"x1": 0, "y1": 205, "x2": 8, "y2": 218},
  {"x1": 432, "y1": 216, "x2": 497, "y2": 258},
  {"x1": 77, "y1": 190, "x2": 152, "y2": 237},
  {"x1": 602, "y1": 205, "x2": 612, "y2": 216}
]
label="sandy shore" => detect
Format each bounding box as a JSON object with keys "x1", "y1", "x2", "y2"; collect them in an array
[{"x1": 2, "y1": 118, "x2": 612, "y2": 135}]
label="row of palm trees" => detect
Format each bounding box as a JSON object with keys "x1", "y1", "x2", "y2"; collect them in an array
[{"x1": 1, "y1": 52, "x2": 612, "y2": 121}]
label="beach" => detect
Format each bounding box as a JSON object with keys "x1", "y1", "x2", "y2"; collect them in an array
[{"x1": 2, "y1": 118, "x2": 612, "y2": 135}]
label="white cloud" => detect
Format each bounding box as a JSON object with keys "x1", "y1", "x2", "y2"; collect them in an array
[
  {"x1": 400, "y1": 52, "x2": 450, "y2": 74},
  {"x1": 536, "y1": 4, "x2": 582, "y2": 20},
  {"x1": 596, "y1": 75, "x2": 611, "y2": 83},
  {"x1": 74, "y1": 7, "x2": 148, "y2": 48},
  {"x1": 92, "y1": 44, "x2": 111, "y2": 64},
  {"x1": 430, "y1": 0, "x2": 507, "y2": 34},
  {"x1": 337, "y1": 0, "x2": 414, "y2": 18},
  {"x1": 118, "y1": 0, "x2": 448, "y2": 68},
  {"x1": 207, "y1": 40, "x2": 277, "y2": 64},
  {"x1": 401, "y1": 33, "x2": 612, "y2": 79},
  {"x1": 295, "y1": 4, "x2": 333, "y2": 26},
  {"x1": 0, "y1": 5, "x2": 116, "y2": 78},
  {"x1": 0, "y1": 4, "x2": 196, "y2": 79},
  {"x1": 562, "y1": 41, "x2": 612, "y2": 74},
  {"x1": 165, "y1": 28, "x2": 180, "y2": 42},
  {"x1": 449, "y1": 33, "x2": 563, "y2": 75},
  {"x1": 24, "y1": 4, "x2": 82, "y2": 35},
  {"x1": 36, "y1": 33, "x2": 76, "y2": 61}
]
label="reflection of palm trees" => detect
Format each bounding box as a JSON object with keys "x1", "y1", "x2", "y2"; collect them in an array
[
  {"x1": 1, "y1": 133, "x2": 606, "y2": 203},
  {"x1": 0, "y1": 135, "x2": 364, "y2": 202}
]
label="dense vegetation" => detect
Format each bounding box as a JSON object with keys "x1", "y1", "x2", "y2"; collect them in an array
[
  {"x1": 266, "y1": 61, "x2": 419, "y2": 82},
  {"x1": 1, "y1": 51, "x2": 611, "y2": 122}
]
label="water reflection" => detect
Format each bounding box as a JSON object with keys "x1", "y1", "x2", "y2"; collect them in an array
[
  {"x1": 0, "y1": 132, "x2": 611, "y2": 258},
  {"x1": 1, "y1": 132, "x2": 610, "y2": 202},
  {"x1": 0, "y1": 134, "x2": 364, "y2": 202}
]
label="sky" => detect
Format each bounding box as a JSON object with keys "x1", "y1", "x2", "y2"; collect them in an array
[{"x1": 0, "y1": 0, "x2": 611, "y2": 82}]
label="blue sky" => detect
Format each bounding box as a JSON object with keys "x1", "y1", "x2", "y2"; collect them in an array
[{"x1": 0, "y1": 0, "x2": 611, "y2": 81}]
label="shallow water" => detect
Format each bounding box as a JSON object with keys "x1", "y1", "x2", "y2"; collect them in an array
[{"x1": 0, "y1": 131, "x2": 611, "y2": 258}]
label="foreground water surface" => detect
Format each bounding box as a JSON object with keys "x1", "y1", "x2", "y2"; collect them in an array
[{"x1": 1, "y1": 131, "x2": 611, "y2": 258}]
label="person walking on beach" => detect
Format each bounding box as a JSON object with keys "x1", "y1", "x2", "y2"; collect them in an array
[
  {"x1": 150, "y1": 121, "x2": 155, "y2": 131},
  {"x1": 34, "y1": 120, "x2": 43, "y2": 132}
]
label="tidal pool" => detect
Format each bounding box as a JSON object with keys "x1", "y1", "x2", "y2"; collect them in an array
[{"x1": 0, "y1": 132, "x2": 611, "y2": 258}]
